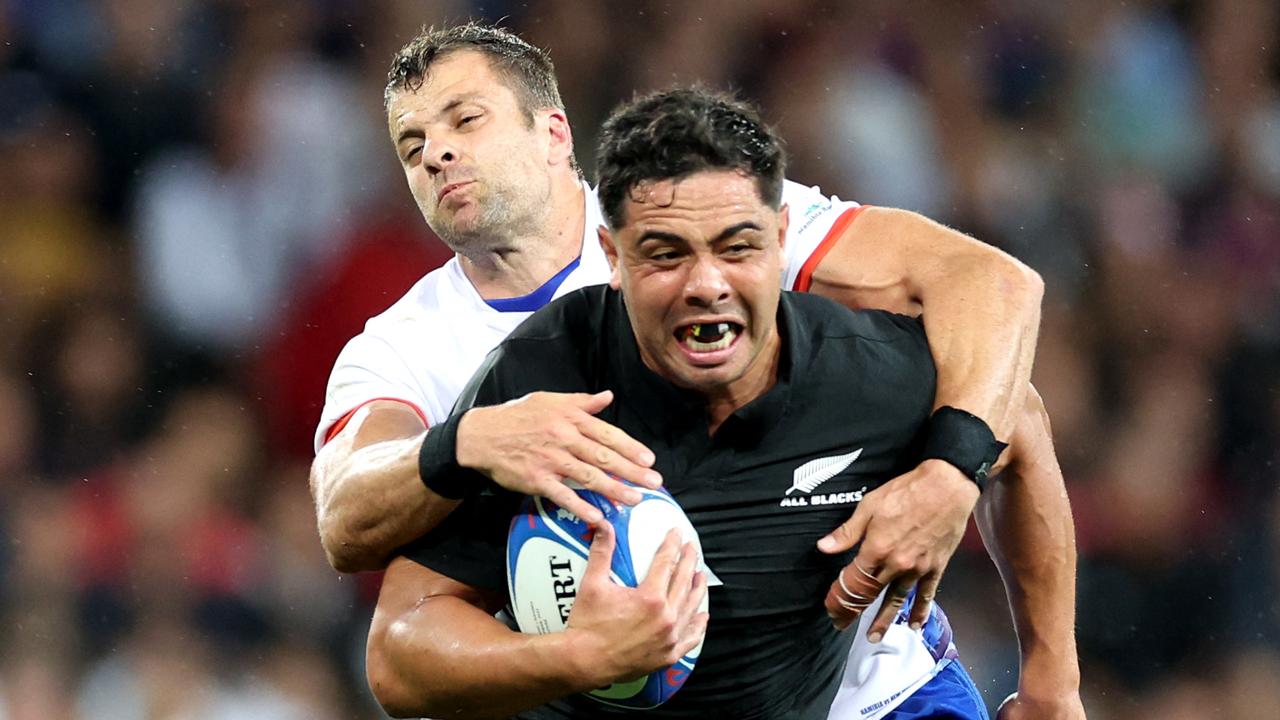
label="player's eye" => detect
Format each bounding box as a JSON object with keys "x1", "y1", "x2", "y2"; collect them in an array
[
  {"x1": 459, "y1": 114, "x2": 481, "y2": 128},
  {"x1": 404, "y1": 146, "x2": 422, "y2": 163}
]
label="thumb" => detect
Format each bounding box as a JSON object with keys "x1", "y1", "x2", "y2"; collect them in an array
[
  {"x1": 818, "y1": 505, "x2": 870, "y2": 554},
  {"x1": 578, "y1": 390, "x2": 615, "y2": 415},
  {"x1": 582, "y1": 521, "x2": 617, "y2": 585}
]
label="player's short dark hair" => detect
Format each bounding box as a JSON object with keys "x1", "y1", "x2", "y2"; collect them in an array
[
  {"x1": 595, "y1": 87, "x2": 786, "y2": 228},
  {"x1": 384, "y1": 22, "x2": 566, "y2": 123}
]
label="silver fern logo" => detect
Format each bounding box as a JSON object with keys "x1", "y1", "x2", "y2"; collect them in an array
[{"x1": 786, "y1": 448, "x2": 863, "y2": 495}]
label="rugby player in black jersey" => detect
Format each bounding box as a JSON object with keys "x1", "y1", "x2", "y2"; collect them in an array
[{"x1": 365, "y1": 89, "x2": 1083, "y2": 720}]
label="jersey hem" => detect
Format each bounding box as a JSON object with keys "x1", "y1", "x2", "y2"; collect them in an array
[{"x1": 320, "y1": 396, "x2": 429, "y2": 446}]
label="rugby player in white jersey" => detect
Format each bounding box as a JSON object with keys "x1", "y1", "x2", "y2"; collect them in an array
[{"x1": 311, "y1": 23, "x2": 1046, "y2": 661}]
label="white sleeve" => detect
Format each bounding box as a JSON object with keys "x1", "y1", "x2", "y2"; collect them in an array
[
  {"x1": 313, "y1": 330, "x2": 429, "y2": 453},
  {"x1": 779, "y1": 179, "x2": 865, "y2": 292}
]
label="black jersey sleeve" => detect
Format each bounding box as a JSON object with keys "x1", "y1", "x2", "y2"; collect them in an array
[
  {"x1": 399, "y1": 489, "x2": 519, "y2": 594},
  {"x1": 841, "y1": 308, "x2": 936, "y2": 435},
  {"x1": 864, "y1": 310, "x2": 935, "y2": 383}
]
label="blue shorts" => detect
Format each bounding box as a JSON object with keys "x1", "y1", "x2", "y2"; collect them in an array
[{"x1": 881, "y1": 661, "x2": 989, "y2": 720}]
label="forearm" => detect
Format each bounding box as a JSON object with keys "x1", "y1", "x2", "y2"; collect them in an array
[
  {"x1": 367, "y1": 585, "x2": 595, "y2": 717},
  {"x1": 975, "y1": 419, "x2": 1080, "y2": 694},
  {"x1": 312, "y1": 429, "x2": 460, "y2": 573}
]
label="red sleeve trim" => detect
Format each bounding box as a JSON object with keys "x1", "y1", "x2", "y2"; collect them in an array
[
  {"x1": 321, "y1": 397, "x2": 429, "y2": 445},
  {"x1": 792, "y1": 205, "x2": 871, "y2": 293}
]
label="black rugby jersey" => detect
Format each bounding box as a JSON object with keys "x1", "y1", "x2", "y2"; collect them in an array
[{"x1": 404, "y1": 284, "x2": 936, "y2": 720}]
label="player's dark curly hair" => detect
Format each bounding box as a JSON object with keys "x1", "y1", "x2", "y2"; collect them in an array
[
  {"x1": 595, "y1": 88, "x2": 786, "y2": 228},
  {"x1": 384, "y1": 22, "x2": 566, "y2": 123}
]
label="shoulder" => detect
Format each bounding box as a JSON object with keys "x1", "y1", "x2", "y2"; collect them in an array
[
  {"x1": 777, "y1": 179, "x2": 865, "y2": 291},
  {"x1": 331, "y1": 267, "x2": 442, "y2": 360},
  {"x1": 780, "y1": 179, "x2": 860, "y2": 225},
  {"x1": 784, "y1": 294, "x2": 935, "y2": 429},
  {"x1": 785, "y1": 291, "x2": 926, "y2": 349},
  {"x1": 457, "y1": 285, "x2": 615, "y2": 409},
  {"x1": 329, "y1": 266, "x2": 450, "y2": 374},
  {"x1": 362, "y1": 262, "x2": 456, "y2": 335},
  {"x1": 504, "y1": 283, "x2": 614, "y2": 344},
  {"x1": 781, "y1": 179, "x2": 837, "y2": 212},
  {"x1": 783, "y1": 292, "x2": 934, "y2": 392}
]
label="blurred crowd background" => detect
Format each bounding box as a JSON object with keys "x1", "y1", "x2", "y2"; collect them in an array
[{"x1": 1, "y1": 0, "x2": 1277, "y2": 717}]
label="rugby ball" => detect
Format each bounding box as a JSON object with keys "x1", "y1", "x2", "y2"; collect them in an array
[{"x1": 506, "y1": 484, "x2": 710, "y2": 709}]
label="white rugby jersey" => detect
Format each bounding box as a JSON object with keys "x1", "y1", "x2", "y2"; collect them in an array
[{"x1": 314, "y1": 180, "x2": 865, "y2": 448}]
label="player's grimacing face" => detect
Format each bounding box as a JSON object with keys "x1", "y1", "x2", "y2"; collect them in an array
[
  {"x1": 387, "y1": 50, "x2": 553, "y2": 249},
  {"x1": 602, "y1": 171, "x2": 787, "y2": 400}
]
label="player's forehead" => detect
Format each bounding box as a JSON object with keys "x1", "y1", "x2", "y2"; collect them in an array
[
  {"x1": 621, "y1": 170, "x2": 773, "y2": 239},
  {"x1": 386, "y1": 50, "x2": 517, "y2": 133}
]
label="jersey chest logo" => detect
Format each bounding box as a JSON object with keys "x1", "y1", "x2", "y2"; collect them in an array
[{"x1": 779, "y1": 448, "x2": 866, "y2": 508}]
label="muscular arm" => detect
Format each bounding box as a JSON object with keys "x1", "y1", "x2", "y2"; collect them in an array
[
  {"x1": 312, "y1": 392, "x2": 660, "y2": 573},
  {"x1": 812, "y1": 207, "x2": 1045, "y2": 637},
  {"x1": 310, "y1": 402, "x2": 457, "y2": 572},
  {"x1": 807, "y1": 206, "x2": 1043, "y2": 439},
  {"x1": 975, "y1": 387, "x2": 1082, "y2": 711},
  {"x1": 366, "y1": 528, "x2": 706, "y2": 718},
  {"x1": 366, "y1": 558, "x2": 591, "y2": 719}
]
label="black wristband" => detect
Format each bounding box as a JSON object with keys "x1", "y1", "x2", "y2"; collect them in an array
[
  {"x1": 921, "y1": 406, "x2": 1008, "y2": 491},
  {"x1": 417, "y1": 412, "x2": 478, "y2": 500}
]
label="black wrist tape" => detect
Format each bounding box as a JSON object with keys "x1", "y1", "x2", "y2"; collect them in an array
[
  {"x1": 922, "y1": 406, "x2": 1008, "y2": 491},
  {"x1": 417, "y1": 413, "x2": 477, "y2": 500}
]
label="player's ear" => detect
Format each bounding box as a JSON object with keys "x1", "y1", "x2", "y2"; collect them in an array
[
  {"x1": 598, "y1": 226, "x2": 622, "y2": 289},
  {"x1": 544, "y1": 108, "x2": 574, "y2": 168}
]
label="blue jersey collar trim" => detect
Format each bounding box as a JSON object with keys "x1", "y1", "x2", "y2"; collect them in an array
[{"x1": 483, "y1": 255, "x2": 582, "y2": 312}]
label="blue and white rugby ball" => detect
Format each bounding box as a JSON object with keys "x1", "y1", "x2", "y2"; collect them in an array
[{"x1": 506, "y1": 484, "x2": 710, "y2": 709}]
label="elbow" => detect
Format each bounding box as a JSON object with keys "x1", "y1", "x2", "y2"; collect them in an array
[
  {"x1": 324, "y1": 542, "x2": 371, "y2": 575},
  {"x1": 1009, "y1": 259, "x2": 1044, "y2": 312},
  {"x1": 957, "y1": 230, "x2": 1044, "y2": 312},
  {"x1": 311, "y1": 453, "x2": 395, "y2": 573},
  {"x1": 312, "y1": 463, "x2": 379, "y2": 573},
  {"x1": 366, "y1": 632, "x2": 414, "y2": 717},
  {"x1": 367, "y1": 617, "x2": 473, "y2": 719},
  {"x1": 366, "y1": 619, "x2": 430, "y2": 718},
  {"x1": 1019, "y1": 263, "x2": 1045, "y2": 308},
  {"x1": 317, "y1": 509, "x2": 384, "y2": 574},
  {"x1": 993, "y1": 253, "x2": 1044, "y2": 312}
]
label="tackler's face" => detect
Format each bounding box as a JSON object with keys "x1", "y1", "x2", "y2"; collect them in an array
[
  {"x1": 386, "y1": 50, "x2": 557, "y2": 251},
  {"x1": 600, "y1": 170, "x2": 788, "y2": 402}
]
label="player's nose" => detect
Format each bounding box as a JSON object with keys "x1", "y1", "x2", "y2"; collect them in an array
[
  {"x1": 683, "y1": 256, "x2": 731, "y2": 307},
  {"x1": 423, "y1": 137, "x2": 459, "y2": 177}
]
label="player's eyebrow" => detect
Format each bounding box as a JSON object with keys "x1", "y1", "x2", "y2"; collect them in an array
[
  {"x1": 711, "y1": 221, "x2": 763, "y2": 243},
  {"x1": 638, "y1": 221, "x2": 761, "y2": 246},
  {"x1": 394, "y1": 126, "x2": 421, "y2": 146},
  {"x1": 637, "y1": 230, "x2": 687, "y2": 245},
  {"x1": 393, "y1": 115, "x2": 424, "y2": 146},
  {"x1": 394, "y1": 94, "x2": 483, "y2": 144},
  {"x1": 434, "y1": 96, "x2": 470, "y2": 121}
]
